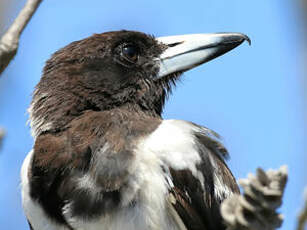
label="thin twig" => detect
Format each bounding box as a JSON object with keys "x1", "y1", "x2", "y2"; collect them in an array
[
  {"x1": 299, "y1": 0, "x2": 307, "y2": 228},
  {"x1": 0, "y1": 0, "x2": 42, "y2": 75},
  {"x1": 0, "y1": 128, "x2": 5, "y2": 149},
  {"x1": 296, "y1": 187, "x2": 307, "y2": 230}
]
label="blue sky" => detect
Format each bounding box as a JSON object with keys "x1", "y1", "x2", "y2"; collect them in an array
[{"x1": 0, "y1": 0, "x2": 305, "y2": 229}]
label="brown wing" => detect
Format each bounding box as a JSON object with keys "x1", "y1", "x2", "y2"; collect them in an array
[{"x1": 167, "y1": 124, "x2": 239, "y2": 230}]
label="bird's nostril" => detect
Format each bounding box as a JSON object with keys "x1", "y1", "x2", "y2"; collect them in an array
[{"x1": 167, "y1": 41, "x2": 184, "y2": 47}]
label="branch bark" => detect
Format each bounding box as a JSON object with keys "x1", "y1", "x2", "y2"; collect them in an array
[
  {"x1": 0, "y1": 128, "x2": 5, "y2": 149},
  {"x1": 296, "y1": 188, "x2": 307, "y2": 230},
  {"x1": 0, "y1": 0, "x2": 42, "y2": 75},
  {"x1": 221, "y1": 165, "x2": 288, "y2": 230},
  {"x1": 297, "y1": 0, "x2": 307, "y2": 228}
]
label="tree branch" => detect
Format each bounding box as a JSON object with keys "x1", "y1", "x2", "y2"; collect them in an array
[
  {"x1": 0, "y1": 0, "x2": 42, "y2": 75},
  {"x1": 296, "y1": 187, "x2": 307, "y2": 230},
  {"x1": 0, "y1": 128, "x2": 5, "y2": 150},
  {"x1": 221, "y1": 165, "x2": 288, "y2": 230},
  {"x1": 297, "y1": 0, "x2": 307, "y2": 228}
]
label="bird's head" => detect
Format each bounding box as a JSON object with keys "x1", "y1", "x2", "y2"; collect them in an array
[{"x1": 29, "y1": 30, "x2": 250, "y2": 137}]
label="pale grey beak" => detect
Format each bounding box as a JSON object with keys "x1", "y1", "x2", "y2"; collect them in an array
[{"x1": 156, "y1": 33, "x2": 250, "y2": 78}]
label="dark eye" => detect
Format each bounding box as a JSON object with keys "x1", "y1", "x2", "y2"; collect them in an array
[{"x1": 121, "y1": 44, "x2": 139, "y2": 62}]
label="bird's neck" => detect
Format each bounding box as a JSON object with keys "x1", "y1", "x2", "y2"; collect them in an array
[
  {"x1": 119, "y1": 103, "x2": 163, "y2": 118},
  {"x1": 29, "y1": 94, "x2": 163, "y2": 138},
  {"x1": 29, "y1": 74, "x2": 169, "y2": 138}
]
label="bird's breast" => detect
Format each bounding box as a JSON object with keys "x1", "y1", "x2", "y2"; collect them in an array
[{"x1": 22, "y1": 118, "x2": 231, "y2": 230}]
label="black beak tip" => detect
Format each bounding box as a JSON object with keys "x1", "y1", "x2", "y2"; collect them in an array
[
  {"x1": 242, "y1": 34, "x2": 251, "y2": 46},
  {"x1": 221, "y1": 33, "x2": 251, "y2": 47},
  {"x1": 231, "y1": 33, "x2": 251, "y2": 46}
]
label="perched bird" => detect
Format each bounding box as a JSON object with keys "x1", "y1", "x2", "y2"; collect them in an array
[{"x1": 21, "y1": 30, "x2": 250, "y2": 230}]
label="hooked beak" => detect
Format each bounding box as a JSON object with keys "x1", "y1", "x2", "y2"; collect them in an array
[{"x1": 156, "y1": 33, "x2": 250, "y2": 78}]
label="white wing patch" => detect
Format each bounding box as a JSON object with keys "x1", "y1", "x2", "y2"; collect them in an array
[
  {"x1": 208, "y1": 154, "x2": 234, "y2": 200},
  {"x1": 141, "y1": 119, "x2": 234, "y2": 201}
]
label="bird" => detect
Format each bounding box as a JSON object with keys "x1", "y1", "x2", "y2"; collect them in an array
[{"x1": 21, "y1": 30, "x2": 250, "y2": 230}]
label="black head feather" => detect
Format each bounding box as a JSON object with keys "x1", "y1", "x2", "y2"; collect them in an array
[{"x1": 30, "y1": 30, "x2": 179, "y2": 137}]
